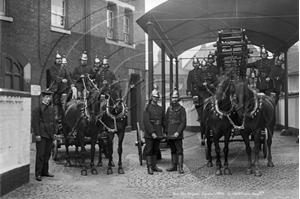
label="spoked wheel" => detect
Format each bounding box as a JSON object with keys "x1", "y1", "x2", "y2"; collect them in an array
[
  {"x1": 136, "y1": 122, "x2": 143, "y2": 166},
  {"x1": 52, "y1": 139, "x2": 58, "y2": 161}
]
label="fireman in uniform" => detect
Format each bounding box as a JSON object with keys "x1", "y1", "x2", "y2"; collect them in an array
[
  {"x1": 31, "y1": 90, "x2": 56, "y2": 181},
  {"x1": 48, "y1": 52, "x2": 75, "y2": 129},
  {"x1": 200, "y1": 59, "x2": 218, "y2": 99},
  {"x1": 92, "y1": 56, "x2": 117, "y2": 89},
  {"x1": 269, "y1": 54, "x2": 285, "y2": 105},
  {"x1": 207, "y1": 52, "x2": 220, "y2": 77},
  {"x1": 143, "y1": 87, "x2": 166, "y2": 175},
  {"x1": 247, "y1": 45, "x2": 273, "y2": 95},
  {"x1": 187, "y1": 56, "x2": 203, "y2": 107},
  {"x1": 165, "y1": 88, "x2": 187, "y2": 174},
  {"x1": 72, "y1": 51, "x2": 94, "y2": 99}
]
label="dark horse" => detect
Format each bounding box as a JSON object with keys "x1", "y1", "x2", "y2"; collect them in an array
[
  {"x1": 62, "y1": 88, "x2": 102, "y2": 175},
  {"x1": 98, "y1": 83, "x2": 128, "y2": 175},
  {"x1": 232, "y1": 78, "x2": 276, "y2": 176},
  {"x1": 201, "y1": 75, "x2": 238, "y2": 175}
]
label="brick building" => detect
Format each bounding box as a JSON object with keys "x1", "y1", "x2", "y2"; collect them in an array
[{"x1": 0, "y1": 0, "x2": 146, "y2": 196}]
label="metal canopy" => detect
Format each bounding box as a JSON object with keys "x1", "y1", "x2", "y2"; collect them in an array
[{"x1": 137, "y1": 0, "x2": 299, "y2": 57}]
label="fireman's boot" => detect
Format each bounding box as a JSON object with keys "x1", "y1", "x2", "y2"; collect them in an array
[
  {"x1": 166, "y1": 154, "x2": 177, "y2": 172},
  {"x1": 152, "y1": 155, "x2": 162, "y2": 172},
  {"x1": 178, "y1": 154, "x2": 184, "y2": 174},
  {"x1": 146, "y1": 156, "x2": 153, "y2": 175}
]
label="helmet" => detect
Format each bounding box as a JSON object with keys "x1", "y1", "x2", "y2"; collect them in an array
[
  {"x1": 171, "y1": 88, "x2": 179, "y2": 98},
  {"x1": 275, "y1": 53, "x2": 284, "y2": 65},
  {"x1": 102, "y1": 56, "x2": 109, "y2": 68},
  {"x1": 55, "y1": 51, "x2": 62, "y2": 60},
  {"x1": 94, "y1": 56, "x2": 101, "y2": 64},
  {"x1": 207, "y1": 52, "x2": 214, "y2": 60},
  {"x1": 260, "y1": 45, "x2": 267, "y2": 56},
  {"x1": 192, "y1": 56, "x2": 200, "y2": 68},
  {"x1": 150, "y1": 86, "x2": 160, "y2": 98},
  {"x1": 62, "y1": 55, "x2": 67, "y2": 64},
  {"x1": 80, "y1": 51, "x2": 88, "y2": 61},
  {"x1": 201, "y1": 59, "x2": 207, "y2": 67}
]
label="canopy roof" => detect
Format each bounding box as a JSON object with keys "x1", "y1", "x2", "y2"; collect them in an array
[{"x1": 137, "y1": 0, "x2": 299, "y2": 57}]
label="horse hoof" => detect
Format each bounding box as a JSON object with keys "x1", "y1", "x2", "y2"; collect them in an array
[
  {"x1": 246, "y1": 168, "x2": 253, "y2": 175},
  {"x1": 65, "y1": 161, "x2": 72, "y2": 167},
  {"x1": 107, "y1": 168, "x2": 113, "y2": 175},
  {"x1": 91, "y1": 169, "x2": 98, "y2": 175},
  {"x1": 118, "y1": 168, "x2": 125, "y2": 174},
  {"x1": 97, "y1": 162, "x2": 103, "y2": 167},
  {"x1": 224, "y1": 168, "x2": 232, "y2": 175},
  {"x1": 81, "y1": 170, "x2": 88, "y2": 176},
  {"x1": 207, "y1": 162, "x2": 213, "y2": 167},
  {"x1": 267, "y1": 161, "x2": 274, "y2": 167},
  {"x1": 254, "y1": 170, "x2": 262, "y2": 177},
  {"x1": 215, "y1": 170, "x2": 222, "y2": 176}
]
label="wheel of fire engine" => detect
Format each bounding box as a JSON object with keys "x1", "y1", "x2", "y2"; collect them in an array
[
  {"x1": 52, "y1": 139, "x2": 58, "y2": 161},
  {"x1": 136, "y1": 123, "x2": 143, "y2": 166}
]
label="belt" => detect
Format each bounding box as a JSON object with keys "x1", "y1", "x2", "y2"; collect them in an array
[
  {"x1": 260, "y1": 73, "x2": 267, "y2": 77},
  {"x1": 169, "y1": 120, "x2": 180, "y2": 124},
  {"x1": 150, "y1": 120, "x2": 162, "y2": 125}
]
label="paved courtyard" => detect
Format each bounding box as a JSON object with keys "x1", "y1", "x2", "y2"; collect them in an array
[{"x1": 1, "y1": 130, "x2": 299, "y2": 199}]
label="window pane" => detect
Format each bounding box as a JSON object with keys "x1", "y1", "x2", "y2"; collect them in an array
[
  {"x1": 4, "y1": 76, "x2": 12, "y2": 89},
  {"x1": 51, "y1": 0, "x2": 65, "y2": 28},
  {"x1": 13, "y1": 63, "x2": 21, "y2": 74},
  {"x1": 4, "y1": 57, "x2": 12, "y2": 73},
  {"x1": 13, "y1": 76, "x2": 20, "y2": 90},
  {"x1": 0, "y1": 0, "x2": 5, "y2": 15}
]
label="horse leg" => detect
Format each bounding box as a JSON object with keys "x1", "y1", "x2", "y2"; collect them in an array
[
  {"x1": 90, "y1": 130, "x2": 98, "y2": 175},
  {"x1": 241, "y1": 130, "x2": 252, "y2": 175},
  {"x1": 117, "y1": 131, "x2": 125, "y2": 174},
  {"x1": 213, "y1": 133, "x2": 222, "y2": 175},
  {"x1": 206, "y1": 127, "x2": 213, "y2": 167},
  {"x1": 253, "y1": 129, "x2": 262, "y2": 177},
  {"x1": 74, "y1": 143, "x2": 81, "y2": 167},
  {"x1": 223, "y1": 129, "x2": 231, "y2": 175},
  {"x1": 106, "y1": 133, "x2": 115, "y2": 175},
  {"x1": 266, "y1": 126, "x2": 274, "y2": 167},
  {"x1": 97, "y1": 137, "x2": 103, "y2": 167},
  {"x1": 64, "y1": 138, "x2": 72, "y2": 167},
  {"x1": 78, "y1": 135, "x2": 87, "y2": 176}
]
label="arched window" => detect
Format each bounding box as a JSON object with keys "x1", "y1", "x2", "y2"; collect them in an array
[{"x1": 1, "y1": 53, "x2": 24, "y2": 90}]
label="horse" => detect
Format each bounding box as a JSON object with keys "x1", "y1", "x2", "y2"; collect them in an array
[
  {"x1": 97, "y1": 83, "x2": 128, "y2": 175},
  {"x1": 62, "y1": 88, "x2": 102, "y2": 176},
  {"x1": 201, "y1": 74, "x2": 238, "y2": 175},
  {"x1": 232, "y1": 78, "x2": 276, "y2": 176}
]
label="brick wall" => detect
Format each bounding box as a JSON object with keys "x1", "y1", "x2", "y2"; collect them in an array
[{"x1": 0, "y1": 90, "x2": 31, "y2": 196}]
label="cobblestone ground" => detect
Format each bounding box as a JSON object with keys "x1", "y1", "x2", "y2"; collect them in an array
[{"x1": 2, "y1": 130, "x2": 299, "y2": 199}]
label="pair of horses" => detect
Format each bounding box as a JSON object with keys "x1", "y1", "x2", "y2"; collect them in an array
[
  {"x1": 201, "y1": 74, "x2": 276, "y2": 176},
  {"x1": 61, "y1": 83, "x2": 127, "y2": 175}
]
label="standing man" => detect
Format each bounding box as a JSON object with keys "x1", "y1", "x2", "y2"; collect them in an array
[
  {"x1": 143, "y1": 87, "x2": 165, "y2": 175},
  {"x1": 247, "y1": 45, "x2": 273, "y2": 95},
  {"x1": 48, "y1": 52, "x2": 75, "y2": 130},
  {"x1": 31, "y1": 90, "x2": 56, "y2": 181},
  {"x1": 269, "y1": 54, "x2": 285, "y2": 105},
  {"x1": 73, "y1": 51, "x2": 93, "y2": 99},
  {"x1": 186, "y1": 56, "x2": 202, "y2": 100},
  {"x1": 165, "y1": 88, "x2": 187, "y2": 174}
]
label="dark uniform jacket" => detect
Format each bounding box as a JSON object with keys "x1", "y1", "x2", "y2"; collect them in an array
[
  {"x1": 199, "y1": 67, "x2": 218, "y2": 99},
  {"x1": 49, "y1": 64, "x2": 74, "y2": 94},
  {"x1": 269, "y1": 65, "x2": 285, "y2": 93},
  {"x1": 143, "y1": 102, "x2": 165, "y2": 139},
  {"x1": 90, "y1": 69, "x2": 116, "y2": 89},
  {"x1": 208, "y1": 63, "x2": 220, "y2": 77},
  {"x1": 31, "y1": 103, "x2": 56, "y2": 139},
  {"x1": 165, "y1": 103, "x2": 186, "y2": 140},
  {"x1": 187, "y1": 68, "x2": 203, "y2": 96},
  {"x1": 248, "y1": 58, "x2": 273, "y2": 90},
  {"x1": 72, "y1": 65, "x2": 93, "y2": 92}
]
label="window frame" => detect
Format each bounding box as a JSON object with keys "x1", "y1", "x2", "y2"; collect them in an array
[
  {"x1": 51, "y1": 0, "x2": 67, "y2": 29},
  {"x1": 123, "y1": 16, "x2": 130, "y2": 43},
  {"x1": 0, "y1": 0, "x2": 5, "y2": 16},
  {"x1": 107, "y1": 9, "x2": 114, "y2": 39}
]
